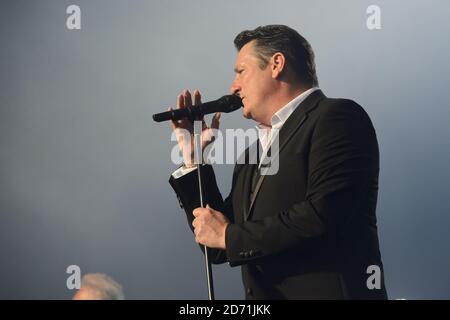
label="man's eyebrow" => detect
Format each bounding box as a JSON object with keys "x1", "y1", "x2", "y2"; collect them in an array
[{"x1": 234, "y1": 66, "x2": 243, "y2": 73}]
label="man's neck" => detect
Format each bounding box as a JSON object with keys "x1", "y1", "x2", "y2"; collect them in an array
[{"x1": 259, "y1": 85, "x2": 311, "y2": 127}]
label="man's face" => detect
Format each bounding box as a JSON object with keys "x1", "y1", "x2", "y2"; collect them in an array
[{"x1": 230, "y1": 41, "x2": 274, "y2": 123}]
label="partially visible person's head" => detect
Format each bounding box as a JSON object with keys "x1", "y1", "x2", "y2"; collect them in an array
[
  {"x1": 72, "y1": 273, "x2": 124, "y2": 300},
  {"x1": 230, "y1": 25, "x2": 318, "y2": 124}
]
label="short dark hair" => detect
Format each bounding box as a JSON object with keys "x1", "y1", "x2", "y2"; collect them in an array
[{"x1": 234, "y1": 25, "x2": 318, "y2": 87}]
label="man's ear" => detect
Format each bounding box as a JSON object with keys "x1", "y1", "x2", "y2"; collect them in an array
[{"x1": 271, "y1": 52, "x2": 286, "y2": 79}]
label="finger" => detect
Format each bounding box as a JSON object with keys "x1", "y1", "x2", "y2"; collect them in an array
[
  {"x1": 183, "y1": 89, "x2": 192, "y2": 108},
  {"x1": 211, "y1": 112, "x2": 221, "y2": 130},
  {"x1": 193, "y1": 89, "x2": 202, "y2": 106},
  {"x1": 193, "y1": 208, "x2": 203, "y2": 217},
  {"x1": 169, "y1": 107, "x2": 177, "y2": 129},
  {"x1": 177, "y1": 94, "x2": 184, "y2": 109},
  {"x1": 194, "y1": 90, "x2": 207, "y2": 129},
  {"x1": 206, "y1": 204, "x2": 215, "y2": 215}
]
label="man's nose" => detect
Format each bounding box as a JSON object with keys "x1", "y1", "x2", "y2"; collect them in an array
[{"x1": 230, "y1": 80, "x2": 240, "y2": 95}]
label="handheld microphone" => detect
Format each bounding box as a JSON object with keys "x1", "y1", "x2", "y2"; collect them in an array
[{"x1": 152, "y1": 95, "x2": 243, "y2": 122}]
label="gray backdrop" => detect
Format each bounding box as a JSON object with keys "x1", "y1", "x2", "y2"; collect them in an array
[{"x1": 1, "y1": 0, "x2": 449, "y2": 299}]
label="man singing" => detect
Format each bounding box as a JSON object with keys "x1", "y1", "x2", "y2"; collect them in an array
[{"x1": 168, "y1": 25, "x2": 387, "y2": 299}]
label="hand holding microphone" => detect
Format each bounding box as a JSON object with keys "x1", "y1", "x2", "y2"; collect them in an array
[
  {"x1": 157, "y1": 89, "x2": 242, "y2": 167},
  {"x1": 152, "y1": 90, "x2": 242, "y2": 122}
]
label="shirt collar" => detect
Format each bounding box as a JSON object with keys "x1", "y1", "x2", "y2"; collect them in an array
[{"x1": 257, "y1": 87, "x2": 320, "y2": 131}]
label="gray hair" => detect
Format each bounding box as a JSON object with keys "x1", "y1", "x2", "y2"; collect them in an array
[{"x1": 81, "y1": 273, "x2": 125, "y2": 300}]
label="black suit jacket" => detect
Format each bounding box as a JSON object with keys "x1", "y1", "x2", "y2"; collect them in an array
[{"x1": 169, "y1": 90, "x2": 387, "y2": 299}]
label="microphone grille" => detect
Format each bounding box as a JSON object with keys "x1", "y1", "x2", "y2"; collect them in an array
[{"x1": 221, "y1": 94, "x2": 243, "y2": 112}]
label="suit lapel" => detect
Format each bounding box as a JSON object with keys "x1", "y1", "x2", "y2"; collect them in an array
[
  {"x1": 236, "y1": 145, "x2": 259, "y2": 222},
  {"x1": 244, "y1": 90, "x2": 326, "y2": 221},
  {"x1": 241, "y1": 163, "x2": 255, "y2": 221}
]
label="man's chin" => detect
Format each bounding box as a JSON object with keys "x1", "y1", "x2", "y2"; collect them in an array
[{"x1": 242, "y1": 108, "x2": 252, "y2": 119}]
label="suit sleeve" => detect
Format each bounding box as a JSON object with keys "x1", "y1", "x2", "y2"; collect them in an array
[
  {"x1": 169, "y1": 164, "x2": 235, "y2": 264},
  {"x1": 225, "y1": 100, "x2": 380, "y2": 266}
]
